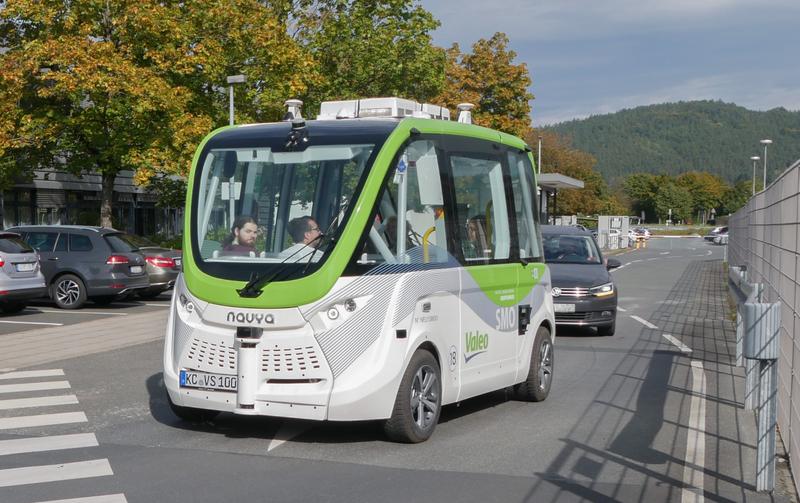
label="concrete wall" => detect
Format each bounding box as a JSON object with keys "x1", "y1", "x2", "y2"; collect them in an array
[{"x1": 728, "y1": 158, "x2": 800, "y2": 493}]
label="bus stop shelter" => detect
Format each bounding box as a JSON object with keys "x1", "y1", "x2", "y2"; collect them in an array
[{"x1": 537, "y1": 173, "x2": 584, "y2": 223}]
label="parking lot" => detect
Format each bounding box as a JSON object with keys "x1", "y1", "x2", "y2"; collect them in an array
[{"x1": 0, "y1": 293, "x2": 171, "y2": 336}]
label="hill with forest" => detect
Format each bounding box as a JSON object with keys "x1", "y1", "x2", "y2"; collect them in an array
[{"x1": 545, "y1": 101, "x2": 800, "y2": 184}]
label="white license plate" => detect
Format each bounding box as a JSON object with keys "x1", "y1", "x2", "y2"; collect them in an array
[
  {"x1": 554, "y1": 303, "x2": 576, "y2": 313},
  {"x1": 180, "y1": 370, "x2": 237, "y2": 392},
  {"x1": 130, "y1": 265, "x2": 143, "y2": 274},
  {"x1": 15, "y1": 262, "x2": 35, "y2": 272}
]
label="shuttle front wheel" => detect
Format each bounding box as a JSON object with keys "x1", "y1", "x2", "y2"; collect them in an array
[
  {"x1": 384, "y1": 349, "x2": 442, "y2": 443},
  {"x1": 515, "y1": 326, "x2": 553, "y2": 402}
]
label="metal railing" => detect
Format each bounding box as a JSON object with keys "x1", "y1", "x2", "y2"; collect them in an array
[{"x1": 728, "y1": 158, "x2": 800, "y2": 494}]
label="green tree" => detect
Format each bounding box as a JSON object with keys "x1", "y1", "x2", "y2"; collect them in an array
[
  {"x1": 435, "y1": 33, "x2": 533, "y2": 137},
  {"x1": 623, "y1": 173, "x2": 659, "y2": 222},
  {"x1": 290, "y1": 0, "x2": 445, "y2": 111},
  {"x1": 0, "y1": 0, "x2": 316, "y2": 227},
  {"x1": 721, "y1": 180, "x2": 757, "y2": 215},
  {"x1": 676, "y1": 171, "x2": 728, "y2": 220},
  {"x1": 654, "y1": 181, "x2": 693, "y2": 222}
]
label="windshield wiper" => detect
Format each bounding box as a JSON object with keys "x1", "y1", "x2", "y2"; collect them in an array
[{"x1": 236, "y1": 219, "x2": 338, "y2": 298}]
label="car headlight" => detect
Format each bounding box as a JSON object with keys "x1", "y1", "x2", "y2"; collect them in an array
[{"x1": 590, "y1": 282, "x2": 615, "y2": 297}]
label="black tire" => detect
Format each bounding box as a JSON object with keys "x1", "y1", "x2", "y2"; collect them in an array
[
  {"x1": 166, "y1": 390, "x2": 219, "y2": 423},
  {"x1": 0, "y1": 302, "x2": 27, "y2": 315},
  {"x1": 384, "y1": 349, "x2": 442, "y2": 443},
  {"x1": 598, "y1": 321, "x2": 615, "y2": 337},
  {"x1": 51, "y1": 274, "x2": 87, "y2": 310},
  {"x1": 515, "y1": 326, "x2": 553, "y2": 402},
  {"x1": 92, "y1": 296, "x2": 116, "y2": 306}
]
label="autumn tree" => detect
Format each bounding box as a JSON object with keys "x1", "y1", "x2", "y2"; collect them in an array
[
  {"x1": 0, "y1": 0, "x2": 316, "y2": 228},
  {"x1": 531, "y1": 130, "x2": 625, "y2": 215},
  {"x1": 435, "y1": 33, "x2": 533, "y2": 137},
  {"x1": 289, "y1": 0, "x2": 445, "y2": 111},
  {"x1": 676, "y1": 171, "x2": 727, "y2": 220}
]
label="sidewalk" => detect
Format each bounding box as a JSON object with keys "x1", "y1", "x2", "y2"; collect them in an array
[{"x1": 0, "y1": 309, "x2": 169, "y2": 370}]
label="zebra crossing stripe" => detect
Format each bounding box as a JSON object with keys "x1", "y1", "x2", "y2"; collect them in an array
[
  {"x1": 0, "y1": 369, "x2": 65, "y2": 380},
  {"x1": 0, "y1": 381, "x2": 71, "y2": 394},
  {"x1": 0, "y1": 411, "x2": 87, "y2": 430},
  {"x1": 0, "y1": 458, "x2": 113, "y2": 487},
  {"x1": 0, "y1": 394, "x2": 79, "y2": 410},
  {"x1": 0, "y1": 433, "x2": 98, "y2": 456},
  {"x1": 32, "y1": 494, "x2": 128, "y2": 503}
]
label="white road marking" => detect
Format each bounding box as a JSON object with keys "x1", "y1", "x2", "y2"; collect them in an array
[
  {"x1": 25, "y1": 309, "x2": 128, "y2": 316},
  {"x1": 0, "y1": 433, "x2": 98, "y2": 456},
  {"x1": 0, "y1": 381, "x2": 71, "y2": 394},
  {"x1": 0, "y1": 368, "x2": 15, "y2": 373},
  {"x1": 0, "y1": 458, "x2": 113, "y2": 488},
  {"x1": 0, "y1": 369, "x2": 64, "y2": 380},
  {"x1": 0, "y1": 320, "x2": 63, "y2": 326},
  {"x1": 267, "y1": 421, "x2": 313, "y2": 452},
  {"x1": 0, "y1": 411, "x2": 88, "y2": 430},
  {"x1": 663, "y1": 334, "x2": 692, "y2": 354},
  {"x1": 647, "y1": 257, "x2": 658, "y2": 261},
  {"x1": 0, "y1": 394, "x2": 79, "y2": 410},
  {"x1": 682, "y1": 360, "x2": 707, "y2": 503},
  {"x1": 630, "y1": 315, "x2": 658, "y2": 329},
  {"x1": 617, "y1": 307, "x2": 627, "y2": 312},
  {"x1": 706, "y1": 250, "x2": 712, "y2": 256},
  {"x1": 660, "y1": 252, "x2": 670, "y2": 255},
  {"x1": 33, "y1": 494, "x2": 128, "y2": 503}
]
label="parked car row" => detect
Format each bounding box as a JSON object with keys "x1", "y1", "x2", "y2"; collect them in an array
[{"x1": 0, "y1": 225, "x2": 181, "y2": 311}]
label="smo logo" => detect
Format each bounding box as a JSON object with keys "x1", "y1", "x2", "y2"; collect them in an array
[
  {"x1": 495, "y1": 306, "x2": 517, "y2": 331},
  {"x1": 464, "y1": 331, "x2": 489, "y2": 363}
]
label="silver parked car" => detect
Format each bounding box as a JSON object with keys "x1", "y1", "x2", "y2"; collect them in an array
[{"x1": 0, "y1": 232, "x2": 47, "y2": 314}]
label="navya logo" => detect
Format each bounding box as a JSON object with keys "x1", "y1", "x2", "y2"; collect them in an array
[
  {"x1": 226, "y1": 311, "x2": 275, "y2": 325},
  {"x1": 464, "y1": 330, "x2": 489, "y2": 363}
]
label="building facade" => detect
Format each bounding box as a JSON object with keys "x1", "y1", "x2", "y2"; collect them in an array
[{"x1": 2, "y1": 169, "x2": 183, "y2": 237}]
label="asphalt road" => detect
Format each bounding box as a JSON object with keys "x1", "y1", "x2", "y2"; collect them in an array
[
  {"x1": 0, "y1": 294, "x2": 172, "y2": 335},
  {"x1": 0, "y1": 238, "x2": 793, "y2": 502}
]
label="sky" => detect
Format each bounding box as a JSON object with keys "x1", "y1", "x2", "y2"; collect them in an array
[{"x1": 423, "y1": 0, "x2": 800, "y2": 127}]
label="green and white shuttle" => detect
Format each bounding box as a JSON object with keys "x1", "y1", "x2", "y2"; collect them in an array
[{"x1": 164, "y1": 97, "x2": 556, "y2": 442}]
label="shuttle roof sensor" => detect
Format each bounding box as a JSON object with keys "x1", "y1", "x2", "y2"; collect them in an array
[
  {"x1": 457, "y1": 103, "x2": 475, "y2": 124},
  {"x1": 284, "y1": 99, "x2": 303, "y2": 121}
]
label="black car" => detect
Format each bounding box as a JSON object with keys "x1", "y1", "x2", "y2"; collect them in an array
[
  {"x1": 8, "y1": 225, "x2": 149, "y2": 309},
  {"x1": 115, "y1": 234, "x2": 181, "y2": 299},
  {"x1": 542, "y1": 225, "x2": 620, "y2": 336}
]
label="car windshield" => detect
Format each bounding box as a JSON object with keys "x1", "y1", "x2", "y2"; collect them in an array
[
  {"x1": 192, "y1": 138, "x2": 383, "y2": 282},
  {"x1": 121, "y1": 234, "x2": 157, "y2": 248},
  {"x1": 105, "y1": 234, "x2": 139, "y2": 253},
  {"x1": 543, "y1": 234, "x2": 602, "y2": 264}
]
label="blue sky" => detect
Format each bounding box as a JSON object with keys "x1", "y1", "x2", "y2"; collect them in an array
[{"x1": 423, "y1": 0, "x2": 800, "y2": 126}]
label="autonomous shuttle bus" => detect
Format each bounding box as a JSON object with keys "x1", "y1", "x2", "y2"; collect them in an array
[{"x1": 164, "y1": 97, "x2": 556, "y2": 442}]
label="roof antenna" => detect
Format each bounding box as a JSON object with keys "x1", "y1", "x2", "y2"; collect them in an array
[
  {"x1": 457, "y1": 103, "x2": 474, "y2": 124},
  {"x1": 283, "y1": 99, "x2": 303, "y2": 121}
]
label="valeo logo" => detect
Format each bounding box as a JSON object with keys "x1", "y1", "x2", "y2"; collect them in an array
[{"x1": 464, "y1": 330, "x2": 489, "y2": 363}]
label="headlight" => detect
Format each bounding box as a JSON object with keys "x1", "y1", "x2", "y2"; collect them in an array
[{"x1": 590, "y1": 282, "x2": 615, "y2": 297}]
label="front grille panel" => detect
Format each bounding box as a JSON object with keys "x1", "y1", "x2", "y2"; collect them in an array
[
  {"x1": 261, "y1": 346, "x2": 321, "y2": 374},
  {"x1": 554, "y1": 287, "x2": 590, "y2": 298},
  {"x1": 556, "y1": 312, "x2": 593, "y2": 321},
  {"x1": 185, "y1": 338, "x2": 237, "y2": 371}
]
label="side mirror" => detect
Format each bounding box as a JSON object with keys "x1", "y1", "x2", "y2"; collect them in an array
[{"x1": 606, "y1": 258, "x2": 621, "y2": 270}]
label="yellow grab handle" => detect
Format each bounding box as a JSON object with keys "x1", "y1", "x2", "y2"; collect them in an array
[{"x1": 422, "y1": 226, "x2": 436, "y2": 263}]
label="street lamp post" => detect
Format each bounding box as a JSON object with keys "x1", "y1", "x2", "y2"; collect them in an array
[
  {"x1": 760, "y1": 139, "x2": 773, "y2": 189},
  {"x1": 537, "y1": 135, "x2": 542, "y2": 174},
  {"x1": 750, "y1": 156, "x2": 760, "y2": 195},
  {"x1": 226, "y1": 74, "x2": 246, "y2": 126}
]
